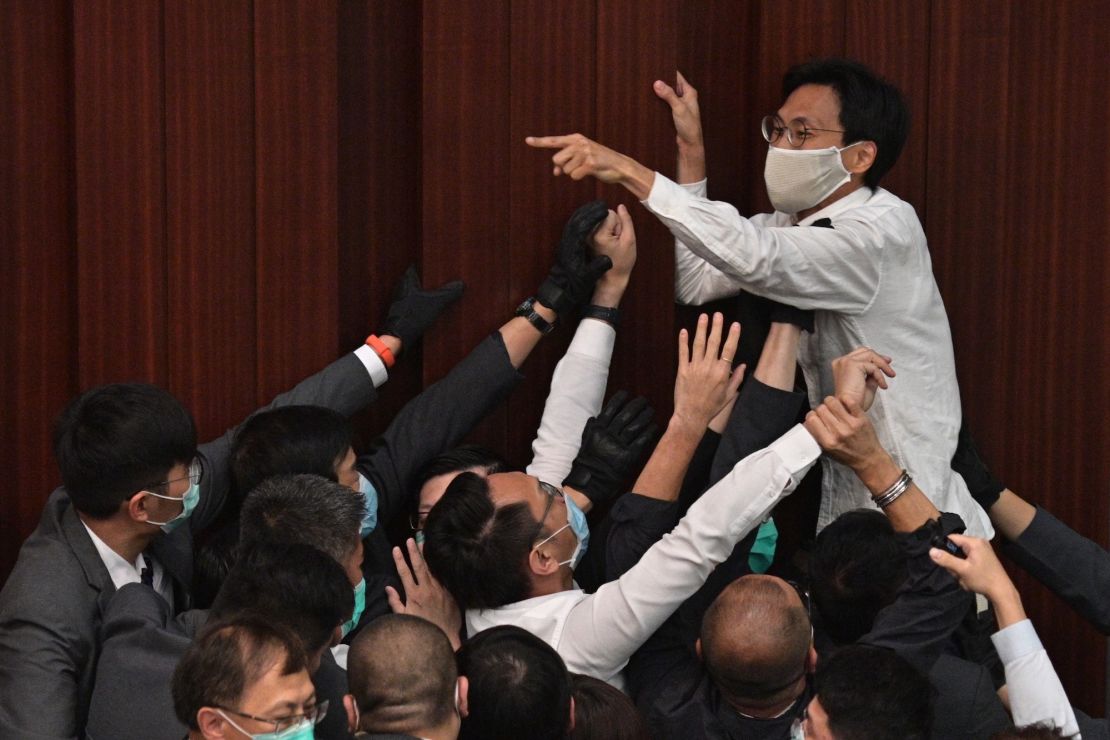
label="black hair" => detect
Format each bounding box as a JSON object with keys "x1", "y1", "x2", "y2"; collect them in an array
[
  {"x1": 172, "y1": 614, "x2": 308, "y2": 730},
  {"x1": 570, "y1": 673, "x2": 650, "y2": 740},
  {"x1": 192, "y1": 523, "x2": 241, "y2": 609},
  {"x1": 782, "y1": 58, "x2": 909, "y2": 189},
  {"x1": 815, "y1": 644, "x2": 934, "y2": 740},
  {"x1": 421, "y1": 472, "x2": 536, "y2": 610},
  {"x1": 991, "y1": 725, "x2": 1071, "y2": 739},
  {"x1": 809, "y1": 509, "x2": 907, "y2": 644},
  {"x1": 239, "y1": 474, "x2": 364, "y2": 566},
  {"x1": 53, "y1": 383, "x2": 197, "y2": 517},
  {"x1": 231, "y1": 405, "x2": 352, "y2": 504},
  {"x1": 416, "y1": 445, "x2": 508, "y2": 490},
  {"x1": 210, "y1": 542, "x2": 353, "y2": 655},
  {"x1": 348, "y1": 614, "x2": 458, "y2": 733},
  {"x1": 457, "y1": 626, "x2": 572, "y2": 740}
]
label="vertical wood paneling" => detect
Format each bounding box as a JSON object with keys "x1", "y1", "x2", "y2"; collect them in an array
[
  {"x1": 164, "y1": 0, "x2": 257, "y2": 440},
  {"x1": 73, "y1": 1, "x2": 167, "y2": 386},
  {"x1": 421, "y1": 0, "x2": 512, "y2": 454},
  {"x1": 337, "y1": 0, "x2": 423, "y2": 444},
  {"x1": 596, "y1": 0, "x2": 679, "y2": 423},
  {"x1": 0, "y1": 0, "x2": 76, "y2": 582},
  {"x1": 845, "y1": 0, "x2": 930, "y2": 216},
  {"x1": 253, "y1": 1, "x2": 340, "y2": 402},
  {"x1": 506, "y1": 0, "x2": 598, "y2": 466}
]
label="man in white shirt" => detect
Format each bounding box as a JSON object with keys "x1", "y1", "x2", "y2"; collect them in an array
[{"x1": 525, "y1": 57, "x2": 991, "y2": 539}]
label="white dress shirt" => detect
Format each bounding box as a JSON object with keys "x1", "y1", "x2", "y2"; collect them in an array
[
  {"x1": 642, "y1": 174, "x2": 992, "y2": 538},
  {"x1": 467, "y1": 424, "x2": 821, "y2": 688},
  {"x1": 526, "y1": 318, "x2": 616, "y2": 486},
  {"x1": 992, "y1": 619, "x2": 1080, "y2": 736},
  {"x1": 81, "y1": 522, "x2": 174, "y2": 611}
]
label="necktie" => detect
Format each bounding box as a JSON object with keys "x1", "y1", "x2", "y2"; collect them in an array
[{"x1": 140, "y1": 555, "x2": 154, "y2": 588}]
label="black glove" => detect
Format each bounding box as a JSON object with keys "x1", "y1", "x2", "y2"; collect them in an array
[
  {"x1": 381, "y1": 265, "x2": 464, "y2": 349},
  {"x1": 536, "y1": 200, "x2": 613, "y2": 316},
  {"x1": 950, "y1": 418, "x2": 1005, "y2": 511},
  {"x1": 564, "y1": 391, "x2": 658, "y2": 506}
]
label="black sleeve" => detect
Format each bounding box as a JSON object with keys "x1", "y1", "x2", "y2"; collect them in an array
[
  {"x1": 708, "y1": 378, "x2": 808, "y2": 486},
  {"x1": 1003, "y1": 506, "x2": 1110, "y2": 635}
]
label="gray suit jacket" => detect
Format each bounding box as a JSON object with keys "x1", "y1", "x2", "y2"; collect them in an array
[{"x1": 0, "y1": 353, "x2": 375, "y2": 740}]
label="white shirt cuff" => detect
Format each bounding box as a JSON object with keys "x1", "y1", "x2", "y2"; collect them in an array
[
  {"x1": 353, "y1": 344, "x2": 389, "y2": 389},
  {"x1": 680, "y1": 178, "x2": 708, "y2": 198},
  {"x1": 568, "y1": 318, "x2": 616, "y2": 361},
  {"x1": 642, "y1": 171, "x2": 687, "y2": 214},
  {"x1": 991, "y1": 618, "x2": 1043, "y2": 663},
  {"x1": 767, "y1": 424, "x2": 822, "y2": 478}
]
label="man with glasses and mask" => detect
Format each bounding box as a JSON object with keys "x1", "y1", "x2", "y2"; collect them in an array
[
  {"x1": 173, "y1": 615, "x2": 329, "y2": 740},
  {"x1": 526, "y1": 58, "x2": 991, "y2": 542}
]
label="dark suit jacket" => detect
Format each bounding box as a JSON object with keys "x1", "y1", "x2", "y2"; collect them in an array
[
  {"x1": 0, "y1": 353, "x2": 375, "y2": 740},
  {"x1": 1004, "y1": 506, "x2": 1110, "y2": 635},
  {"x1": 352, "y1": 332, "x2": 521, "y2": 630}
]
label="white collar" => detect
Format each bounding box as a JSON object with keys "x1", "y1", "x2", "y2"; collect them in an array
[{"x1": 80, "y1": 520, "x2": 146, "y2": 591}]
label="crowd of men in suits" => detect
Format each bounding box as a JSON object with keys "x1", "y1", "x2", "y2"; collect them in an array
[{"x1": 2, "y1": 57, "x2": 1107, "y2": 740}]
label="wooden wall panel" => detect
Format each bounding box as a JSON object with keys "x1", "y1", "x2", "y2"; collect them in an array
[
  {"x1": 164, "y1": 0, "x2": 258, "y2": 440},
  {"x1": 73, "y1": 1, "x2": 167, "y2": 386},
  {"x1": 845, "y1": 0, "x2": 930, "y2": 216},
  {"x1": 506, "y1": 0, "x2": 598, "y2": 466},
  {"x1": 337, "y1": 0, "x2": 424, "y2": 445},
  {"x1": 253, "y1": 1, "x2": 340, "y2": 402},
  {"x1": 596, "y1": 0, "x2": 679, "y2": 422},
  {"x1": 421, "y1": 0, "x2": 512, "y2": 454},
  {"x1": 0, "y1": 0, "x2": 76, "y2": 582}
]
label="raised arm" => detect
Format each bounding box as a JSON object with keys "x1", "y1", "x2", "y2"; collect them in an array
[
  {"x1": 653, "y1": 71, "x2": 706, "y2": 185},
  {"x1": 931, "y1": 535, "x2": 1080, "y2": 736}
]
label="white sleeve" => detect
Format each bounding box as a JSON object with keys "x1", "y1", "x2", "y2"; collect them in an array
[
  {"x1": 525, "y1": 319, "x2": 615, "y2": 487},
  {"x1": 645, "y1": 172, "x2": 884, "y2": 313},
  {"x1": 353, "y1": 344, "x2": 390, "y2": 388},
  {"x1": 557, "y1": 425, "x2": 821, "y2": 681},
  {"x1": 991, "y1": 619, "x2": 1079, "y2": 736}
]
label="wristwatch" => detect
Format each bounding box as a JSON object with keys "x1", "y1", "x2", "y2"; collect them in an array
[
  {"x1": 582, "y1": 304, "x2": 621, "y2": 329},
  {"x1": 515, "y1": 297, "x2": 555, "y2": 335}
]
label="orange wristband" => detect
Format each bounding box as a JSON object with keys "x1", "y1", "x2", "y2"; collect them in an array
[{"x1": 364, "y1": 334, "x2": 396, "y2": 368}]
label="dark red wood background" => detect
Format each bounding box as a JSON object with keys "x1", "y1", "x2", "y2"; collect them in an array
[{"x1": 2, "y1": 0, "x2": 1107, "y2": 715}]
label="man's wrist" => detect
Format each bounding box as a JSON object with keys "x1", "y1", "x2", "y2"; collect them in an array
[
  {"x1": 532, "y1": 300, "x2": 557, "y2": 323},
  {"x1": 990, "y1": 586, "x2": 1026, "y2": 628},
  {"x1": 667, "y1": 413, "x2": 707, "y2": 443},
  {"x1": 856, "y1": 453, "x2": 902, "y2": 495},
  {"x1": 564, "y1": 485, "x2": 593, "y2": 514},
  {"x1": 620, "y1": 156, "x2": 656, "y2": 201},
  {"x1": 590, "y1": 276, "x2": 629, "y2": 308},
  {"x1": 380, "y1": 334, "x2": 402, "y2": 357}
]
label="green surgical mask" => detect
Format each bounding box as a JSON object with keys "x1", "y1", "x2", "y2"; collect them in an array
[{"x1": 341, "y1": 578, "x2": 366, "y2": 638}]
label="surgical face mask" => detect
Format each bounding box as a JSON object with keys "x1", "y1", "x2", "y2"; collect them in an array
[
  {"x1": 341, "y1": 578, "x2": 366, "y2": 638},
  {"x1": 413, "y1": 530, "x2": 425, "y2": 546},
  {"x1": 763, "y1": 142, "x2": 863, "y2": 214},
  {"x1": 562, "y1": 492, "x2": 590, "y2": 569},
  {"x1": 217, "y1": 711, "x2": 315, "y2": 740},
  {"x1": 144, "y1": 482, "x2": 200, "y2": 533},
  {"x1": 789, "y1": 717, "x2": 805, "y2": 740},
  {"x1": 356, "y1": 473, "x2": 379, "y2": 538}
]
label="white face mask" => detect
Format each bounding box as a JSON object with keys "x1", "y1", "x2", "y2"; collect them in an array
[{"x1": 763, "y1": 142, "x2": 863, "y2": 214}]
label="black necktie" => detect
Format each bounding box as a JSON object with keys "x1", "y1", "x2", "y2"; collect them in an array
[{"x1": 140, "y1": 555, "x2": 154, "y2": 588}]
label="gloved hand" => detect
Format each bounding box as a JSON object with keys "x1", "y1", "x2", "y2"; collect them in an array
[
  {"x1": 536, "y1": 200, "x2": 613, "y2": 316},
  {"x1": 950, "y1": 418, "x2": 1005, "y2": 511},
  {"x1": 381, "y1": 265, "x2": 464, "y2": 350},
  {"x1": 564, "y1": 391, "x2": 658, "y2": 506}
]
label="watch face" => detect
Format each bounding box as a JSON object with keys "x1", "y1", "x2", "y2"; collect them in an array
[{"x1": 515, "y1": 298, "x2": 535, "y2": 316}]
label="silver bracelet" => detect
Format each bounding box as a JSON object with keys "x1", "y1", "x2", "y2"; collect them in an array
[{"x1": 873, "y1": 470, "x2": 912, "y2": 509}]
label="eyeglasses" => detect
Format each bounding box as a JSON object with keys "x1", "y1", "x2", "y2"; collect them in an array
[
  {"x1": 216, "y1": 698, "x2": 329, "y2": 735},
  {"x1": 531, "y1": 481, "x2": 565, "y2": 544},
  {"x1": 785, "y1": 578, "x2": 812, "y2": 618},
  {"x1": 147, "y1": 458, "x2": 203, "y2": 495},
  {"x1": 761, "y1": 115, "x2": 845, "y2": 148}
]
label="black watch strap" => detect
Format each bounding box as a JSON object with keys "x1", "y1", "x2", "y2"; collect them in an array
[
  {"x1": 582, "y1": 304, "x2": 621, "y2": 329},
  {"x1": 515, "y1": 297, "x2": 555, "y2": 335}
]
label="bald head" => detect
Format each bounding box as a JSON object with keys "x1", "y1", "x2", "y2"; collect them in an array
[
  {"x1": 700, "y1": 575, "x2": 812, "y2": 708},
  {"x1": 347, "y1": 615, "x2": 457, "y2": 733}
]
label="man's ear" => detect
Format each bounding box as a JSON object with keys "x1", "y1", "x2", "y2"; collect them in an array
[
  {"x1": 806, "y1": 643, "x2": 818, "y2": 674},
  {"x1": 844, "y1": 141, "x2": 876, "y2": 176},
  {"x1": 456, "y1": 675, "x2": 469, "y2": 718},
  {"x1": 196, "y1": 706, "x2": 228, "y2": 738},
  {"x1": 127, "y1": 491, "x2": 152, "y2": 524},
  {"x1": 695, "y1": 637, "x2": 703, "y2": 663},
  {"x1": 343, "y1": 694, "x2": 359, "y2": 733},
  {"x1": 568, "y1": 695, "x2": 576, "y2": 733},
  {"x1": 528, "y1": 546, "x2": 561, "y2": 578}
]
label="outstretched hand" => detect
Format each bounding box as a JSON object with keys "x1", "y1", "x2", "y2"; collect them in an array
[
  {"x1": 386, "y1": 538, "x2": 462, "y2": 650},
  {"x1": 831, "y1": 347, "x2": 895, "y2": 412},
  {"x1": 653, "y1": 71, "x2": 703, "y2": 150},
  {"x1": 525, "y1": 134, "x2": 656, "y2": 200},
  {"x1": 381, "y1": 265, "x2": 464, "y2": 351},
  {"x1": 673, "y1": 313, "x2": 745, "y2": 431},
  {"x1": 804, "y1": 396, "x2": 884, "y2": 472},
  {"x1": 537, "y1": 200, "x2": 613, "y2": 316},
  {"x1": 564, "y1": 390, "x2": 658, "y2": 507}
]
